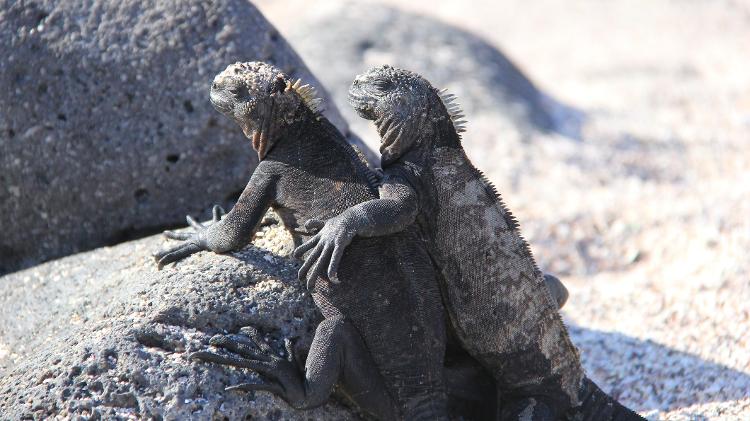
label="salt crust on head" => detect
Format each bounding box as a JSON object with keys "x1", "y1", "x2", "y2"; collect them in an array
[{"x1": 215, "y1": 61, "x2": 324, "y2": 116}]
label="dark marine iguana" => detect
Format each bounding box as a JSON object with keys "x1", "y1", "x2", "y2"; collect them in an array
[
  {"x1": 296, "y1": 65, "x2": 644, "y2": 421},
  {"x1": 151, "y1": 61, "x2": 499, "y2": 420}
]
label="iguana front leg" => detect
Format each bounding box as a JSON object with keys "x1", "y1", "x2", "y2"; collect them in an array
[
  {"x1": 293, "y1": 174, "x2": 571, "y2": 309},
  {"x1": 153, "y1": 169, "x2": 276, "y2": 269},
  {"x1": 293, "y1": 175, "x2": 419, "y2": 286}
]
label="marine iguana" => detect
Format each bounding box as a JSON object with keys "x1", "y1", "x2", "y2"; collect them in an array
[
  {"x1": 152, "y1": 61, "x2": 494, "y2": 420},
  {"x1": 296, "y1": 65, "x2": 644, "y2": 420}
]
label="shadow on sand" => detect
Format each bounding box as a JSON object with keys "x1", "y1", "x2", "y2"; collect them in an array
[{"x1": 569, "y1": 324, "x2": 749, "y2": 414}]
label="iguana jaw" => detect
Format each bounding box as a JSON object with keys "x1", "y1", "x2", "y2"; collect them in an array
[
  {"x1": 213, "y1": 92, "x2": 268, "y2": 160},
  {"x1": 348, "y1": 88, "x2": 377, "y2": 121},
  {"x1": 349, "y1": 83, "x2": 405, "y2": 164}
]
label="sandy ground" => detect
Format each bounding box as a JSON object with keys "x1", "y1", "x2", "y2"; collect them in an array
[{"x1": 256, "y1": 1, "x2": 750, "y2": 419}]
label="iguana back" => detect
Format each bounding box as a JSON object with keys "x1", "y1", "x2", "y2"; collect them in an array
[
  {"x1": 423, "y1": 144, "x2": 582, "y2": 395},
  {"x1": 347, "y1": 65, "x2": 644, "y2": 420},
  {"x1": 384, "y1": 121, "x2": 584, "y2": 416}
]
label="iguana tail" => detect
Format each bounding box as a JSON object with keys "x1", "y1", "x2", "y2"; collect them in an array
[{"x1": 568, "y1": 377, "x2": 645, "y2": 421}]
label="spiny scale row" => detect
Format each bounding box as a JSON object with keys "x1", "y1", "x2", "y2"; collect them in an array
[
  {"x1": 287, "y1": 78, "x2": 324, "y2": 114},
  {"x1": 439, "y1": 88, "x2": 467, "y2": 133}
]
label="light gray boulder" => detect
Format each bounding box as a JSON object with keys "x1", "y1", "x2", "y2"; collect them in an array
[
  {"x1": 0, "y1": 0, "x2": 372, "y2": 275},
  {"x1": 0, "y1": 220, "x2": 356, "y2": 420}
]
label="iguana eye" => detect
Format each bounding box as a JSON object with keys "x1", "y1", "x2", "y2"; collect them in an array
[
  {"x1": 228, "y1": 84, "x2": 248, "y2": 98},
  {"x1": 271, "y1": 75, "x2": 287, "y2": 94},
  {"x1": 372, "y1": 79, "x2": 394, "y2": 91}
]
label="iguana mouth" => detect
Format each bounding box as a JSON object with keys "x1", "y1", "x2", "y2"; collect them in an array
[
  {"x1": 348, "y1": 87, "x2": 376, "y2": 120},
  {"x1": 210, "y1": 89, "x2": 232, "y2": 116}
]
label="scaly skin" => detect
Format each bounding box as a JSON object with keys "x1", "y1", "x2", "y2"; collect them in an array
[
  {"x1": 299, "y1": 65, "x2": 644, "y2": 421},
  {"x1": 151, "y1": 62, "x2": 504, "y2": 420}
]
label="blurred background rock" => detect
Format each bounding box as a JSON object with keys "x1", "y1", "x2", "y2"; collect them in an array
[{"x1": 0, "y1": 0, "x2": 369, "y2": 275}]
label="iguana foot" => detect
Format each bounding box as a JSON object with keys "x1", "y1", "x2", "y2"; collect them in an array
[
  {"x1": 152, "y1": 205, "x2": 224, "y2": 269},
  {"x1": 190, "y1": 326, "x2": 310, "y2": 408},
  {"x1": 543, "y1": 273, "x2": 569, "y2": 309},
  {"x1": 293, "y1": 217, "x2": 355, "y2": 289}
]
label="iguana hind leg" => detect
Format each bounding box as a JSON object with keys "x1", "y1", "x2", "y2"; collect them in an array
[
  {"x1": 543, "y1": 273, "x2": 569, "y2": 309},
  {"x1": 500, "y1": 397, "x2": 557, "y2": 420},
  {"x1": 191, "y1": 316, "x2": 398, "y2": 420}
]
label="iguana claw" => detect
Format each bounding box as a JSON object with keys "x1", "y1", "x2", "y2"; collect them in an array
[
  {"x1": 152, "y1": 205, "x2": 225, "y2": 269},
  {"x1": 293, "y1": 217, "x2": 353, "y2": 289},
  {"x1": 191, "y1": 330, "x2": 307, "y2": 408},
  {"x1": 226, "y1": 382, "x2": 284, "y2": 395},
  {"x1": 153, "y1": 242, "x2": 203, "y2": 270}
]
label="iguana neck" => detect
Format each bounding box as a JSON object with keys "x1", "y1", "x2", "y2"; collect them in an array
[
  {"x1": 429, "y1": 110, "x2": 463, "y2": 149},
  {"x1": 318, "y1": 117, "x2": 381, "y2": 192},
  {"x1": 255, "y1": 103, "x2": 310, "y2": 160}
]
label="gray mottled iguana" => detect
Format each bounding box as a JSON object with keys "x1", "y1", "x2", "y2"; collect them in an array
[
  {"x1": 152, "y1": 62, "x2": 498, "y2": 420},
  {"x1": 296, "y1": 65, "x2": 644, "y2": 420}
]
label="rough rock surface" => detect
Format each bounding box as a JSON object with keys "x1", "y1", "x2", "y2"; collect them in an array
[
  {"x1": 264, "y1": 1, "x2": 573, "y2": 150},
  {"x1": 0, "y1": 218, "x2": 356, "y2": 420},
  {"x1": 0, "y1": 0, "x2": 371, "y2": 275}
]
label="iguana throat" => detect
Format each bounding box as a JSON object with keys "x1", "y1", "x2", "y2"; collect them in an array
[{"x1": 372, "y1": 114, "x2": 419, "y2": 165}]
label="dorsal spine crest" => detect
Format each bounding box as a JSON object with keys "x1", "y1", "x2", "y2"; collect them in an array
[
  {"x1": 438, "y1": 88, "x2": 467, "y2": 135},
  {"x1": 286, "y1": 78, "x2": 325, "y2": 116}
]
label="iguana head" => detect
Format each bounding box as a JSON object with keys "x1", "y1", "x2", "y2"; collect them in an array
[
  {"x1": 349, "y1": 65, "x2": 464, "y2": 164},
  {"x1": 210, "y1": 61, "x2": 323, "y2": 160}
]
